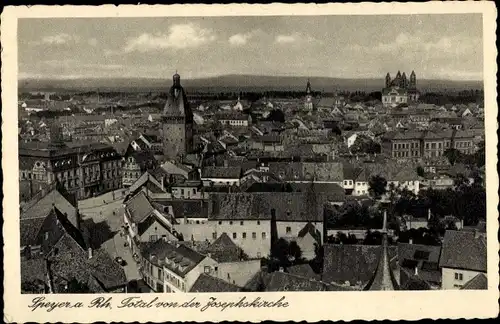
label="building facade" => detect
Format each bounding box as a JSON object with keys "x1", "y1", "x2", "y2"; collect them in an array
[
  {"x1": 19, "y1": 141, "x2": 122, "y2": 200},
  {"x1": 382, "y1": 70, "x2": 419, "y2": 107}
]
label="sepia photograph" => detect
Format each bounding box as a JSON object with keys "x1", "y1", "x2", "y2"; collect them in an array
[{"x1": 2, "y1": 2, "x2": 498, "y2": 323}]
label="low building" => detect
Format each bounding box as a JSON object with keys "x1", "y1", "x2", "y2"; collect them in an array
[
  {"x1": 439, "y1": 230, "x2": 487, "y2": 290},
  {"x1": 398, "y1": 243, "x2": 442, "y2": 289},
  {"x1": 201, "y1": 166, "x2": 242, "y2": 187},
  {"x1": 139, "y1": 239, "x2": 218, "y2": 293},
  {"x1": 122, "y1": 150, "x2": 158, "y2": 187}
]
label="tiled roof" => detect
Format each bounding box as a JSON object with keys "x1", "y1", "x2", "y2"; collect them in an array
[
  {"x1": 209, "y1": 192, "x2": 326, "y2": 222},
  {"x1": 206, "y1": 232, "x2": 243, "y2": 263},
  {"x1": 189, "y1": 273, "x2": 241, "y2": 292},
  {"x1": 47, "y1": 232, "x2": 125, "y2": 292},
  {"x1": 264, "y1": 271, "x2": 329, "y2": 291},
  {"x1": 460, "y1": 273, "x2": 488, "y2": 290},
  {"x1": 439, "y1": 230, "x2": 487, "y2": 272},
  {"x1": 153, "y1": 199, "x2": 209, "y2": 219},
  {"x1": 202, "y1": 166, "x2": 242, "y2": 179},
  {"x1": 21, "y1": 188, "x2": 77, "y2": 221},
  {"x1": 288, "y1": 183, "x2": 345, "y2": 202},
  {"x1": 87, "y1": 249, "x2": 128, "y2": 290},
  {"x1": 140, "y1": 240, "x2": 206, "y2": 278},
  {"x1": 322, "y1": 244, "x2": 397, "y2": 285},
  {"x1": 287, "y1": 264, "x2": 319, "y2": 280},
  {"x1": 269, "y1": 162, "x2": 343, "y2": 182},
  {"x1": 21, "y1": 258, "x2": 47, "y2": 284},
  {"x1": 125, "y1": 191, "x2": 155, "y2": 224},
  {"x1": 398, "y1": 243, "x2": 441, "y2": 284}
]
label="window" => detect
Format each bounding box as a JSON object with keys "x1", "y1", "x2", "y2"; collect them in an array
[
  {"x1": 204, "y1": 266, "x2": 211, "y2": 274},
  {"x1": 240, "y1": 221, "x2": 244, "y2": 225},
  {"x1": 262, "y1": 232, "x2": 266, "y2": 239},
  {"x1": 257, "y1": 220, "x2": 260, "y2": 225},
  {"x1": 181, "y1": 189, "x2": 184, "y2": 196},
  {"x1": 192, "y1": 189, "x2": 196, "y2": 195},
  {"x1": 252, "y1": 232, "x2": 256, "y2": 239},
  {"x1": 286, "y1": 227, "x2": 291, "y2": 234},
  {"x1": 455, "y1": 273, "x2": 463, "y2": 281},
  {"x1": 242, "y1": 232, "x2": 246, "y2": 239},
  {"x1": 218, "y1": 221, "x2": 222, "y2": 225},
  {"x1": 150, "y1": 235, "x2": 158, "y2": 242},
  {"x1": 229, "y1": 221, "x2": 233, "y2": 225},
  {"x1": 233, "y1": 233, "x2": 237, "y2": 239}
]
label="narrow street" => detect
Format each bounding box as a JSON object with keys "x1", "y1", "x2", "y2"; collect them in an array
[{"x1": 78, "y1": 189, "x2": 145, "y2": 287}]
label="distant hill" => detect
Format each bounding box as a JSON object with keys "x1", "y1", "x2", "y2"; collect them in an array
[{"x1": 18, "y1": 74, "x2": 483, "y2": 93}]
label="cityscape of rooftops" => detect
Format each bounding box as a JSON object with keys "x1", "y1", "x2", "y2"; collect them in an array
[{"x1": 18, "y1": 13, "x2": 487, "y2": 294}]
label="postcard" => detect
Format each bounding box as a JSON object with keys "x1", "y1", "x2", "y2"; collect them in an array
[{"x1": 2, "y1": 2, "x2": 498, "y2": 323}]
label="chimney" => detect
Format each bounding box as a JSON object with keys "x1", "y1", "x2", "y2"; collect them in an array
[
  {"x1": 279, "y1": 267, "x2": 284, "y2": 272},
  {"x1": 87, "y1": 247, "x2": 93, "y2": 259},
  {"x1": 409, "y1": 238, "x2": 413, "y2": 245},
  {"x1": 474, "y1": 229, "x2": 480, "y2": 239},
  {"x1": 414, "y1": 266, "x2": 418, "y2": 276}
]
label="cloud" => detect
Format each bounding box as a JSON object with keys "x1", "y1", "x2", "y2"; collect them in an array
[
  {"x1": 274, "y1": 33, "x2": 317, "y2": 45},
  {"x1": 370, "y1": 32, "x2": 481, "y2": 57},
  {"x1": 124, "y1": 23, "x2": 216, "y2": 53},
  {"x1": 228, "y1": 31, "x2": 260, "y2": 46},
  {"x1": 275, "y1": 34, "x2": 297, "y2": 44},
  {"x1": 39, "y1": 33, "x2": 78, "y2": 45}
]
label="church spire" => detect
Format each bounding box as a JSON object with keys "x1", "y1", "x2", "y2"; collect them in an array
[
  {"x1": 306, "y1": 79, "x2": 312, "y2": 94},
  {"x1": 365, "y1": 210, "x2": 397, "y2": 291}
]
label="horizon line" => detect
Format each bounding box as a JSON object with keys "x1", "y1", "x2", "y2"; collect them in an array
[{"x1": 17, "y1": 73, "x2": 484, "y2": 83}]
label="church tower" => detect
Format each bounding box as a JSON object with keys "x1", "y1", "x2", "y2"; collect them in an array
[
  {"x1": 162, "y1": 72, "x2": 193, "y2": 161},
  {"x1": 401, "y1": 72, "x2": 408, "y2": 89},
  {"x1": 409, "y1": 70, "x2": 416, "y2": 89},
  {"x1": 385, "y1": 73, "x2": 391, "y2": 88},
  {"x1": 304, "y1": 79, "x2": 314, "y2": 111}
]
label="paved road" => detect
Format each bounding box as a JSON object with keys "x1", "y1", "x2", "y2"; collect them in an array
[{"x1": 78, "y1": 191, "x2": 141, "y2": 283}]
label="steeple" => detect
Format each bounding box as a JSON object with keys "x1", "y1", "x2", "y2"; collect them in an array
[
  {"x1": 306, "y1": 79, "x2": 312, "y2": 94},
  {"x1": 409, "y1": 70, "x2": 416, "y2": 89},
  {"x1": 402, "y1": 72, "x2": 408, "y2": 88},
  {"x1": 365, "y1": 210, "x2": 398, "y2": 291},
  {"x1": 385, "y1": 73, "x2": 391, "y2": 88}
]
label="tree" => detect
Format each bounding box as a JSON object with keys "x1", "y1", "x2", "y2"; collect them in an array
[
  {"x1": 363, "y1": 230, "x2": 383, "y2": 245},
  {"x1": 444, "y1": 149, "x2": 461, "y2": 166},
  {"x1": 66, "y1": 278, "x2": 91, "y2": 293},
  {"x1": 266, "y1": 109, "x2": 285, "y2": 123},
  {"x1": 368, "y1": 175, "x2": 388, "y2": 201},
  {"x1": 270, "y1": 238, "x2": 304, "y2": 270},
  {"x1": 21, "y1": 279, "x2": 47, "y2": 294}
]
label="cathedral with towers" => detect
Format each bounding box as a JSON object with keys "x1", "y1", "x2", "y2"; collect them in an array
[
  {"x1": 382, "y1": 70, "x2": 419, "y2": 107},
  {"x1": 161, "y1": 72, "x2": 194, "y2": 161}
]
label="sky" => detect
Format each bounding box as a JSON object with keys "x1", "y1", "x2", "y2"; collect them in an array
[{"x1": 18, "y1": 14, "x2": 484, "y2": 81}]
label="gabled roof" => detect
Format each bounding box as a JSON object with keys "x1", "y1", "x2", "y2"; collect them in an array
[
  {"x1": 322, "y1": 244, "x2": 397, "y2": 286},
  {"x1": 206, "y1": 232, "x2": 244, "y2": 263},
  {"x1": 201, "y1": 166, "x2": 242, "y2": 179},
  {"x1": 21, "y1": 188, "x2": 77, "y2": 221},
  {"x1": 298, "y1": 222, "x2": 322, "y2": 244},
  {"x1": 460, "y1": 273, "x2": 488, "y2": 290},
  {"x1": 439, "y1": 230, "x2": 487, "y2": 272},
  {"x1": 125, "y1": 191, "x2": 155, "y2": 223},
  {"x1": 286, "y1": 264, "x2": 319, "y2": 280},
  {"x1": 209, "y1": 192, "x2": 326, "y2": 222},
  {"x1": 264, "y1": 271, "x2": 329, "y2": 291},
  {"x1": 140, "y1": 240, "x2": 206, "y2": 277},
  {"x1": 189, "y1": 273, "x2": 241, "y2": 292}
]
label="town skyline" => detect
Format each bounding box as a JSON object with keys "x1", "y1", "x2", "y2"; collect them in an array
[{"x1": 18, "y1": 14, "x2": 483, "y2": 81}]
